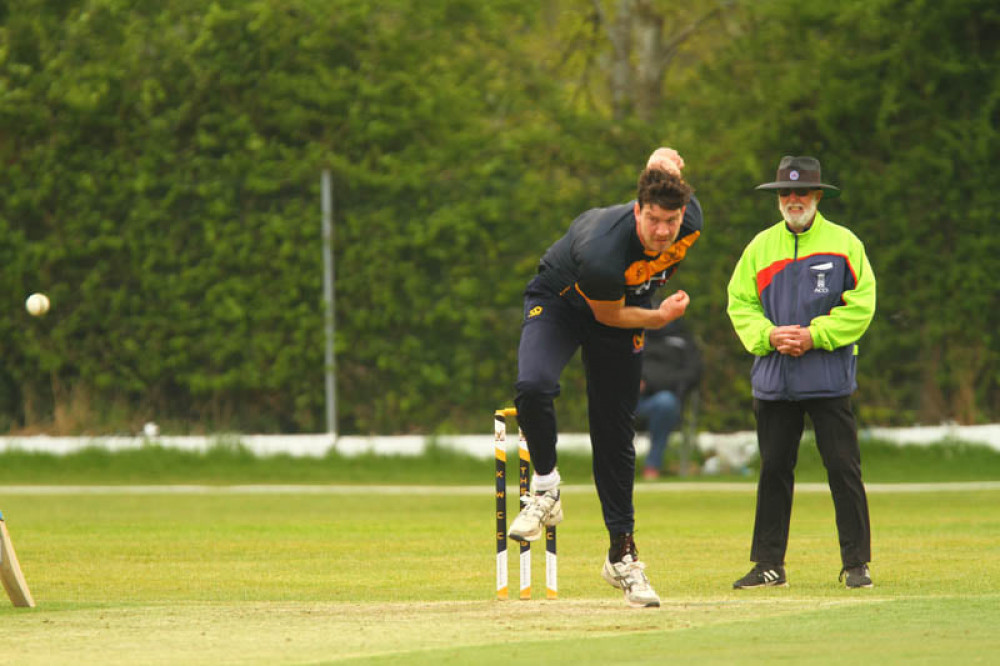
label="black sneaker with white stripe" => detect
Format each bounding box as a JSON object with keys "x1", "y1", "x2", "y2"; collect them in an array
[{"x1": 733, "y1": 563, "x2": 787, "y2": 589}]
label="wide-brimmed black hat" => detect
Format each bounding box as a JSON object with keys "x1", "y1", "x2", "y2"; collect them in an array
[{"x1": 755, "y1": 155, "x2": 840, "y2": 198}]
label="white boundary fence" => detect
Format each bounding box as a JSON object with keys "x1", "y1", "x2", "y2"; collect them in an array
[{"x1": 1, "y1": 424, "x2": 999, "y2": 461}]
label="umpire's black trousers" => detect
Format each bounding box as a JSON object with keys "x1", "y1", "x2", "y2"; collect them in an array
[{"x1": 750, "y1": 396, "x2": 872, "y2": 567}]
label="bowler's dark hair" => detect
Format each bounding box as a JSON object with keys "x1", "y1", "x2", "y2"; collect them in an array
[{"x1": 637, "y1": 168, "x2": 693, "y2": 211}]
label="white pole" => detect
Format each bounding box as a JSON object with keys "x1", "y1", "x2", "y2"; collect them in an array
[{"x1": 321, "y1": 170, "x2": 337, "y2": 442}]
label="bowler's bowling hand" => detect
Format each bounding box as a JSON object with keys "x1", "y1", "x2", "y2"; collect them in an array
[{"x1": 646, "y1": 147, "x2": 685, "y2": 176}]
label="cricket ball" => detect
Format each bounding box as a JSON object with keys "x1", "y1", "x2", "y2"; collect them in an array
[{"x1": 25, "y1": 293, "x2": 50, "y2": 317}]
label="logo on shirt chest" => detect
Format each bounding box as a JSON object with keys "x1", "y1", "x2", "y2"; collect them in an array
[
  {"x1": 810, "y1": 262, "x2": 833, "y2": 294},
  {"x1": 624, "y1": 261, "x2": 671, "y2": 295},
  {"x1": 622, "y1": 232, "x2": 698, "y2": 295}
]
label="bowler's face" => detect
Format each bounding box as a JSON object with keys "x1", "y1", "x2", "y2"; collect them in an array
[{"x1": 634, "y1": 203, "x2": 685, "y2": 254}]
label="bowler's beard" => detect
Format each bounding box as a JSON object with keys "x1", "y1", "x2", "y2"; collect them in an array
[{"x1": 780, "y1": 197, "x2": 818, "y2": 231}]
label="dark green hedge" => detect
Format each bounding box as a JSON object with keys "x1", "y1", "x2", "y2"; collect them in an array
[{"x1": 1, "y1": 0, "x2": 997, "y2": 435}]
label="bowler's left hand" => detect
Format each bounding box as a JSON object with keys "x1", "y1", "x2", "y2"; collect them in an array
[{"x1": 657, "y1": 290, "x2": 689, "y2": 324}]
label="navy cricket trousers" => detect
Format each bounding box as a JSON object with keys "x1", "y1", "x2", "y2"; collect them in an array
[
  {"x1": 750, "y1": 396, "x2": 872, "y2": 567},
  {"x1": 513, "y1": 278, "x2": 644, "y2": 535}
]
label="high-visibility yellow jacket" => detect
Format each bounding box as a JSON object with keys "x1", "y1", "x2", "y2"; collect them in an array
[{"x1": 727, "y1": 211, "x2": 876, "y2": 400}]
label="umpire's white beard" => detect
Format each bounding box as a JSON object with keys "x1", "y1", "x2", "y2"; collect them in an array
[{"x1": 780, "y1": 197, "x2": 818, "y2": 232}]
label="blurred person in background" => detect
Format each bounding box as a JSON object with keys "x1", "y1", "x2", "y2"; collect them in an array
[{"x1": 637, "y1": 316, "x2": 702, "y2": 480}]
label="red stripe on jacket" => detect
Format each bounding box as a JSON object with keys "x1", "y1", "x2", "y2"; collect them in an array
[{"x1": 756, "y1": 259, "x2": 793, "y2": 296}]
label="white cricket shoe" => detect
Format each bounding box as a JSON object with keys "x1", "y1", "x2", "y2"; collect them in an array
[
  {"x1": 507, "y1": 489, "x2": 562, "y2": 542},
  {"x1": 602, "y1": 553, "x2": 661, "y2": 608}
]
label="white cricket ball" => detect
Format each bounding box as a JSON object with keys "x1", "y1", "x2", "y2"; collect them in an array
[{"x1": 25, "y1": 293, "x2": 51, "y2": 317}]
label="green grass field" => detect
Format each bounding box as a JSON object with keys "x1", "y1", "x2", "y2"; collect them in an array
[{"x1": 2, "y1": 474, "x2": 999, "y2": 664}]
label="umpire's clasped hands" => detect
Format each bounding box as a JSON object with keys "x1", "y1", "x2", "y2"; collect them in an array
[{"x1": 769, "y1": 325, "x2": 814, "y2": 357}]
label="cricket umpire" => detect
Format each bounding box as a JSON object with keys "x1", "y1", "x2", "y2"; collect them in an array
[{"x1": 727, "y1": 155, "x2": 877, "y2": 589}]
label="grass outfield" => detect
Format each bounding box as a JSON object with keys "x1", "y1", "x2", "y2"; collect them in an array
[{"x1": 1, "y1": 484, "x2": 998, "y2": 664}]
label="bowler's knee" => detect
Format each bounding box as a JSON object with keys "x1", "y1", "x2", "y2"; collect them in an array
[{"x1": 515, "y1": 376, "x2": 560, "y2": 401}]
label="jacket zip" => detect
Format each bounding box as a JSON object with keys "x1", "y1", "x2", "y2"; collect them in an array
[{"x1": 782, "y1": 229, "x2": 801, "y2": 400}]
